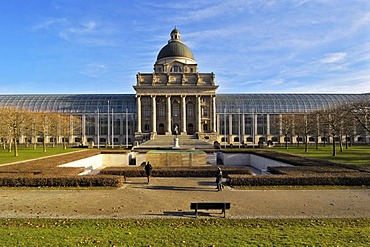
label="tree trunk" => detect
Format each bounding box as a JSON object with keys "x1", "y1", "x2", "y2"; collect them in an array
[
  {"x1": 304, "y1": 134, "x2": 308, "y2": 152},
  {"x1": 13, "y1": 137, "x2": 18, "y2": 157},
  {"x1": 339, "y1": 134, "x2": 343, "y2": 152},
  {"x1": 285, "y1": 134, "x2": 288, "y2": 149},
  {"x1": 297, "y1": 135, "x2": 300, "y2": 147},
  {"x1": 43, "y1": 134, "x2": 47, "y2": 152},
  {"x1": 8, "y1": 141, "x2": 12, "y2": 153},
  {"x1": 332, "y1": 134, "x2": 336, "y2": 156},
  {"x1": 345, "y1": 134, "x2": 348, "y2": 149}
]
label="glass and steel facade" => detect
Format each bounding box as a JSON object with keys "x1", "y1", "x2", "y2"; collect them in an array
[{"x1": 0, "y1": 93, "x2": 368, "y2": 146}]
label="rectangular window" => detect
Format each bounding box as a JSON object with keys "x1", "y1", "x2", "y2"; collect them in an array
[
  {"x1": 158, "y1": 105, "x2": 165, "y2": 117},
  {"x1": 144, "y1": 107, "x2": 150, "y2": 117}
]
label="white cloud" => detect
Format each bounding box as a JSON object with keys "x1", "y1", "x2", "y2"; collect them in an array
[
  {"x1": 79, "y1": 63, "x2": 107, "y2": 77},
  {"x1": 321, "y1": 53, "x2": 347, "y2": 64},
  {"x1": 32, "y1": 18, "x2": 67, "y2": 30}
]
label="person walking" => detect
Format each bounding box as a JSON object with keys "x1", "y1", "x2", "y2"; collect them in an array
[
  {"x1": 216, "y1": 167, "x2": 223, "y2": 191},
  {"x1": 144, "y1": 161, "x2": 153, "y2": 184}
]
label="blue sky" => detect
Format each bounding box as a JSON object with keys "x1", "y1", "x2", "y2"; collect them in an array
[{"x1": 0, "y1": 0, "x2": 369, "y2": 94}]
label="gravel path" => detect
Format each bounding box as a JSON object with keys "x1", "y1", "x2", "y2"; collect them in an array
[{"x1": 1, "y1": 177, "x2": 370, "y2": 219}]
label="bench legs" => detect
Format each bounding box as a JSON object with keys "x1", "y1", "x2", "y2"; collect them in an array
[{"x1": 193, "y1": 203, "x2": 227, "y2": 218}]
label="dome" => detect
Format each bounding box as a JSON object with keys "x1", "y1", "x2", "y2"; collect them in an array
[{"x1": 156, "y1": 28, "x2": 195, "y2": 61}]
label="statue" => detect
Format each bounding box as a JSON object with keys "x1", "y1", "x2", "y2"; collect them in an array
[
  {"x1": 174, "y1": 125, "x2": 179, "y2": 137},
  {"x1": 173, "y1": 125, "x2": 180, "y2": 149}
]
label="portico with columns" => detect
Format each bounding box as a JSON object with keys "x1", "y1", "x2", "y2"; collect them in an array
[{"x1": 134, "y1": 28, "x2": 218, "y2": 141}]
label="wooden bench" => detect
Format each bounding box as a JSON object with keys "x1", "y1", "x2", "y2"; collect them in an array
[{"x1": 190, "y1": 202, "x2": 231, "y2": 218}]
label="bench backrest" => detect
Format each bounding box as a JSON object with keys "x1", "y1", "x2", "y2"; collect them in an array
[{"x1": 190, "y1": 202, "x2": 231, "y2": 210}]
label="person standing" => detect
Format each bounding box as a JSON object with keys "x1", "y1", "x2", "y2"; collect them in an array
[
  {"x1": 144, "y1": 161, "x2": 153, "y2": 184},
  {"x1": 216, "y1": 167, "x2": 223, "y2": 191}
]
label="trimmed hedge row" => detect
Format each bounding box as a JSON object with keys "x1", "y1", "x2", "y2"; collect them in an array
[
  {"x1": 228, "y1": 174, "x2": 370, "y2": 186},
  {"x1": 0, "y1": 175, "x2": 124, "y2": 187},
  {"x1": 268, "y1": 166, "x2": 360, "y2": 175},
  {"x1": 100, "y1": 166, "x2": 253, "y2": 177}
]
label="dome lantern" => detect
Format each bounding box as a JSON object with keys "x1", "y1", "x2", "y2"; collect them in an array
[{"x1": 156, "y1": 28, "x2": 195, "y2": 62}]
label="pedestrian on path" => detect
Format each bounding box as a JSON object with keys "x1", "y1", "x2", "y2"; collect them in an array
[
  {"x1": 216, "y1": 167, "x2": 223, "y2": 191},
  {"x1": 144, "y1": 162, "x2": 153, "y2": 184}
]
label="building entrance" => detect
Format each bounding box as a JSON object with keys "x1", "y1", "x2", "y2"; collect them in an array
[
  {"x1": 187, "y1": 123, "x2": 194, "y2": 135},
  {"x1": 158, "y1": 123, "x2": 165, "y2": 135}
]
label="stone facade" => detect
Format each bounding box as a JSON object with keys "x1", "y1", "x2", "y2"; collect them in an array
[{"x1": 134, "y1": 28, "x2": 218, "y2": 142}]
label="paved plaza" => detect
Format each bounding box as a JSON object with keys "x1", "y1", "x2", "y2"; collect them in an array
[{"x1": 1, "y1": 177, "x2": 370, "y2": 219}]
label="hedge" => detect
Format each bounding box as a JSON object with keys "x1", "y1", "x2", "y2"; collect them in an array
[
  {"x1": 0, "y1": 175, "x2": 124, "y2": 187},
  {"x1": 100, "y1": 166, "x2": 253, "y2": 177},
  {"x1": 267, "y1": 166, "x2": 360, "y2": 175},
  {"x1": 228, "y1": 174, "x2": 370, "y2": 186}
]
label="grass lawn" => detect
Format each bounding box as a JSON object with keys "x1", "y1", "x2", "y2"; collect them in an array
[
  {"x1": 272, "y1": 145, "x2": 370, "y2": 166},
  {"x1": 0, "y1": 218, "x2": 369, "y2": 246},
  {"x1": 0, "y1": 146, "x2": 86, "y2": 165}
]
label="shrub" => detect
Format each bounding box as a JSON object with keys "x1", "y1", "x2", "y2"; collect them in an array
[
  {"x1": 228, "y1": 174, "x2": 370, "y2": 186},
  {"x1": 0, "y1": 175, "x2": 124, "y2": 187},
  {"x1": 268, "y1": 166, "x2": 360, "y2": 175},
  {"x1": 100, "y1": 166, "x2": 253, "y2": 177}
]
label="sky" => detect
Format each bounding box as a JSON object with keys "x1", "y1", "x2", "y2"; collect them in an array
[{"x1": 0, "y1": 0, "x2": 370, "y2": 94}]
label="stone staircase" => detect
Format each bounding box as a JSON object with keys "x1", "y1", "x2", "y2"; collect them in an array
[{"x1": 137, "y1": 134, "x2": 213, "y2": 149}]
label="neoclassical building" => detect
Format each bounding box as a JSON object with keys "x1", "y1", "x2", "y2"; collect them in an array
[
  {"x1": 134, "y1": 28, "x2": 218, "y2": 142},
  {"x1": 0, "y1": 28, "x2": 369, "y2": 146}
]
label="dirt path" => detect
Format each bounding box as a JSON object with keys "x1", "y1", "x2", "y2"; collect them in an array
[{"x1": 1, "y1": 177, "x2": 370, "y2": 219}]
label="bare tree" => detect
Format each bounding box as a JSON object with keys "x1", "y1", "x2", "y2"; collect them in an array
[
  {"x1": 0, "y1": 107, "x2": 30, "y2": 156},
  {"x1": 294, "y1": 112, "x2": 317, "y2": 152},
  {"x1": 280, "y1": 114, "x2": 295, "y2": 149},
  {"x1": 347, "y1": 97, "x2": 370, "y2": 134},
  {"x1": 33, "y1": 112, "x2": 56, "y2": 152},
  {"x1": 58, "y1": 114, "x2": 82, "y2": 149},
  {"x1": 320, "y1": 105, "x2": 349, "y2": 156}
]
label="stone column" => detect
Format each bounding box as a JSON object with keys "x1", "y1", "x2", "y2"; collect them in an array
[
  {"x1": 229, "y1": 113, "x2": 233, "y2": 137},
  {"x1": 95, "y1": 111, "x2": 99, "y2": 144},
  {"x1": 152, "y1": 95, "x2": 156, "y2": 133},
  {"x1": 197, "y1": 95, "x2": 201, "y2": 132},
  {"x1": 181, "y1": 95, "x2": 186, "y2": 134},
  {"x1": 82, "y1": 114, "x2": 86, "y2": 145},
  {"x1": 212, "y1": 96, "x2": 216, "y2": 132},
  {"x1": 266, "y1": 113, "x2": 270, "y2": 141},
  {"x1": 137, "y1": 96, "x2": 142, "y2": 133},
  {"x1": 167, "y1": 95, "x2": 171, "y2": 134},
  {"x1": 242, "y1": 113, "x2": 245, "y2": 136},
  {"x1": 253, "y1": 111, "x2": 258, "y2": 144},
  {"x1": 217, "y1": 113, "x2": 220, "y2": 134}
]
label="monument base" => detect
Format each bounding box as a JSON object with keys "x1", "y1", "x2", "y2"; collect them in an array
[
  {"x1": 173, "y1": 137, "x2": 180, "y2": 149},
  {"x1": 146, "y1": 150, "x2": 207, "y2": 167}
]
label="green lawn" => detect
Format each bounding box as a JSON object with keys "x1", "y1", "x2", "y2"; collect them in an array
[
  {"x1": 0, "y1": 146, "x2": 85, "y2": 165},
  {"x1": 0, "y1": 218, "x2": 369, "y2": 246},
  {"x1": 272, "y1": 145, "x2": 370, "y2": 166}
]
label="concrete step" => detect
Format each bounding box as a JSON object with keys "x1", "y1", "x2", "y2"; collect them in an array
[{"x1": 139, "y1": 134, "x2": 213, "y2": 149}]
